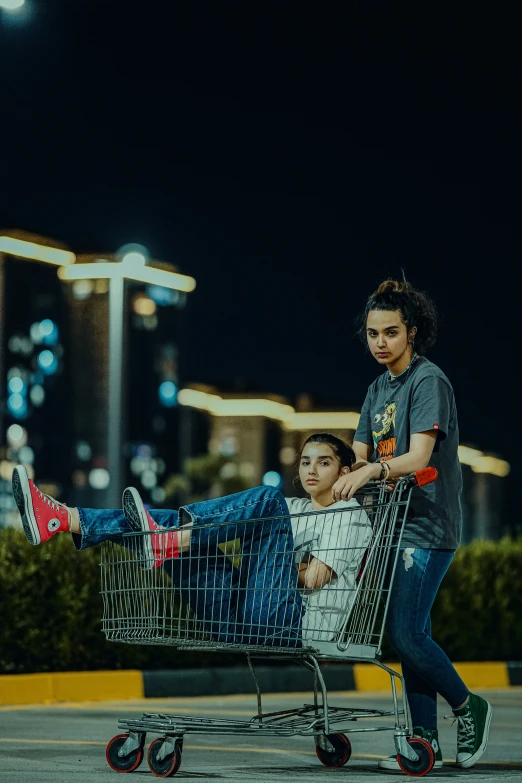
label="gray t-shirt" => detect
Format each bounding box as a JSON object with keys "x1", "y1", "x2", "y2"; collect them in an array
[{"x1": 354, "y1": 357, "x2": 463, "y2": 550}]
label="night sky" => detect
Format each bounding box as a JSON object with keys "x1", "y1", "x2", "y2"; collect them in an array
[{"x1": 1, "y1": 1, "x2": 521, "y2": 521}]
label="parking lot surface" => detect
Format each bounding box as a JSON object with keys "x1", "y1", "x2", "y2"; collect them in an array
[{"x1": 0, "y1": 688, "x2": 520, "y2": 782}]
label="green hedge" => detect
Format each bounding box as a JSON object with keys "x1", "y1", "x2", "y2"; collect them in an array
[{"x1": 0, "y1": 529, "x2": 521, "y2": 674}]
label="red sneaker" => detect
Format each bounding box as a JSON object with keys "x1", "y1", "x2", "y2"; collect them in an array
[
  {"x1": 12, "y1": 465, "x2": 70, "y2": 545},
  {"x1": 122, "y1": 487, "x2": 179, "y2": 570}
]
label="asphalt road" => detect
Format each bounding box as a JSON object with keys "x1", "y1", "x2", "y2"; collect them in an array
[{"x1": 0, "y1": 688, "x2": 520, "y2": 782}]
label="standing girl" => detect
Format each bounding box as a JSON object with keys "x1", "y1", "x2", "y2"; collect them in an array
[{"x1": 331, "y1": 278, "x2": 491, "y2": 770}]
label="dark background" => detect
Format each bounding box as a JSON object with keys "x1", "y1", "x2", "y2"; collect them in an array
[{"x1": 1, "y1": 1, "x2": 520, "y2": 524}]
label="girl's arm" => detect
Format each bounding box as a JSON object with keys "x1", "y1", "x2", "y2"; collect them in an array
[
  {"x1": 332, "y1": 430, "x2": 438, "y2": 501},
  {"x1": 351, "y1": 440, "x2": 373, "y2": 470},
  {"x1": 297, "y1": 555, "x2": 334, "y2": 590},
  {"x1": 380, "y1": 431, "x2": 437, "y2": 478}
]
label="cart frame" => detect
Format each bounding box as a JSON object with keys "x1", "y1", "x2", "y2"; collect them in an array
[{"x1": 102, "y1": 469, "x2": 438, "y2": 777}]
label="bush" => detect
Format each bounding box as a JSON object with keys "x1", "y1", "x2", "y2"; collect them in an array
[
  {"x1": 431, "y1": 537, "x2": 522, "y2": 661},
  {"x1": 0, "y1": 529, "x2": 214, "y2": 673},
  {"x1": 0, "y1": 530, "x2": 520, "y2": 674}
]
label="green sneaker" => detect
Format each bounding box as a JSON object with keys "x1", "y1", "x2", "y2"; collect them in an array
[
  {"x1": 377, "y1": 727, "x2": 443, "y2": 770},
  {"x1": 453, "y1": 692, "x2": 492, "y2": 768}
]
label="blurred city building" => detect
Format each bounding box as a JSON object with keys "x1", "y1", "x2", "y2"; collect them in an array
[
  {"x1": 177, "y1": 384, "x2": 511, "y2": 543},
  {"x1": 0, "y1": 231, "x2": 196, "y2": 522},
  {"x1": 0, "y1": 230, "x2": 75, "y2": 527}
]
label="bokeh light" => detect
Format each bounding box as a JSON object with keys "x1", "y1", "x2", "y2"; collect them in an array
[
  {"x1": 30, "y1": 322, "x2": 43, "y2": 344},
  {"x1": 118, "y1": 243, "x2": 148, "y2": 269},
  {"x1": 151, "y1": 487, "x2": 166, "y2": 504},
  {"x1": 29, "y1": 385, "x2": 45, "y2": 406},
  {"x1": 8, "y1": 393, "x2": 24, "y2": 411},
  {"x1": 262, "y1": 470, "x2": 282, "y2": 488},
  {"x1": 279, "y1": 446, "x2": 297, "y2": 466},
  {"x1": 89, "y1": 469, "x2": 110, "y2": 490},
  {"x1": 7, "y1": 424, "x2": 26, "y2": 446},
  {"x1": 8, "y1": 376, "x2": 24, "y2": 394},
  {"x1": 37, "y1": 350, "x2": 58, "y2": 375},
  {"x1": 76, "y1": 442, "x2": 92, "y2": 462},
  {"x1": 39, "y1": 319, "x2": 59, "y2": 346},
  {"x1": 158, "y1": 381, "x2": 177, "y2": 407},
  {"x1": 18, "y1": 445, "x2": 34, "y2": 464},
  {"x1": 133, "y1": 294, "x2": 156, "y2": 316},
  {"x1": 141, "y1": 469, "x2": 157, "y2": 489},
  {"x1": 72, "y1": 279, "x2": 93, "y2": 300}
]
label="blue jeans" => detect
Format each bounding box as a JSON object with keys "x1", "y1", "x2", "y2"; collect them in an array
[
  {"x1": 386, "y1": 547, "x2": 469, "y2": 729},
  {"x1": 74, "y1": 486, "x2": 304, "y2": 647}
]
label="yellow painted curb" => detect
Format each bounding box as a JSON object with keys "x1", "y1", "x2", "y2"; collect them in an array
[
  {"x1": 0, "y1": 674, "x2": 54, "y2": 706},
  {"x1": 354, "y1": 663, "x2": 403, "y2": 691},
  {"x1": 454, "y1": 661, "x2": 509, "y2": 689},
  {"x1": 0, "y1": 662, "x2": 512, "y2": 706},
  {"x1": 0, "y1": 670, "x2": 143, "y2": 706},
  {"x1": 354, "y1": 661, "x2": 509, "y2": 691}
]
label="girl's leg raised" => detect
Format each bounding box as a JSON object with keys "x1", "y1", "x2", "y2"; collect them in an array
[{"x1": 124, "y1": 485, "x2": 304, "y2": 645}]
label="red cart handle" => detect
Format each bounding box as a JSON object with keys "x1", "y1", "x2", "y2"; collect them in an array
[{"x1": 413, "y1": 467, "x2": 438, "y2": 486}]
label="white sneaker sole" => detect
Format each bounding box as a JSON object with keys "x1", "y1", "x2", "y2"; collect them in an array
[
  {"x1": 456, "y1": 702, "x2": 492, "y2": 768},
  {"x1": 122, "y1": 487, "x2": 154, "y2": 569},
  {"x1": 12, "y1": 466, "x2": 40, "y2": 545},
  {"x1": 378, "y1": 757, "x2": 443, "y2": 770}
]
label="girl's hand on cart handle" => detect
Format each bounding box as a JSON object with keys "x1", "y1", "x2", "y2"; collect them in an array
[{"x1": 332, "y1": 463, "x2": 381, "y2": 501}]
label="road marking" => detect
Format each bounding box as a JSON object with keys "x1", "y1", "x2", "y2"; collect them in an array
[{"x1": 0, "y1": 738, "x2": 106, "y2": 747}]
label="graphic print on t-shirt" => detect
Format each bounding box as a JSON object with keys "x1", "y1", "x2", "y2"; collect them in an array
[{"x1": 372, "y1": 398, "x2": 398, "y2": 461}]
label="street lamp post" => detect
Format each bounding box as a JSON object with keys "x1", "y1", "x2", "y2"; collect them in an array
[{"x1": 107, "y1": 273, "x2": 125, "y2": 508}]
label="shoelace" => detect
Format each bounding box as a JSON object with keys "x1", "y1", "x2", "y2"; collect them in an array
[
  {"x1": 444, "y1": 712, "x2": 476, "y2": 751},
  {"x1": 36, "y1": 489, "x2": 62, "y2": 513}
]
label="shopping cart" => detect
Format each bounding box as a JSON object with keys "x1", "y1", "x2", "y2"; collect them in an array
[{"x1": 102, "y1": 468, "x2": 438, "y2": 777}]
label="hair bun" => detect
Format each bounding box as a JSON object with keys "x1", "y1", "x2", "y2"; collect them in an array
[{"x1": 376, "y1": 279, "x2": 411, "y2": 295}]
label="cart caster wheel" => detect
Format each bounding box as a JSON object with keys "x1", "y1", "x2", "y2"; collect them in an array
[
  {"x1": 106, "y1": 733, "x2": 144, "y2": 773},
  {"x1": 315, "y1": 733, "x2": 352, "y2": 768},
  {"x1": 147, "y1": 738, "x2": 182, "y2": 778},
  {"x1": 398, "y1": 738, "x2": 435, "y2": 777}
]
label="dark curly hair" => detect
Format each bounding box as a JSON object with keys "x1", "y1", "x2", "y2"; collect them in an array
[{"x1": 356, "y1": 278, "x2": 438, "y2": 356}]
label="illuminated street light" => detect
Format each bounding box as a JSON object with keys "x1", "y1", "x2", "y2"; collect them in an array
[
  {"x1": 0, "y1": 1, "x2": 25, "y2": 10},
  {"x1": 58, "y1": 256, "x2": 196, "y2": 292},
  {"x1": 0, "y1": 235, "x2": 75, "y2": 266},
  {"x1": 59, "y1": 247, "x2": 196, "y2": 506}
]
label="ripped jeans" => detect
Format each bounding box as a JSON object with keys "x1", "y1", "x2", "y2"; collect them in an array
[
  {"x1": 73, "y1": 486, "x2": 304, "y2": 647},
  {"x1": 385, "y1": 547, "x2": 469, "y2": 730}
]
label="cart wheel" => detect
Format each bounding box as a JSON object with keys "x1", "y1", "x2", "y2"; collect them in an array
[
  {"x1": 398, "y1": 738, "x2": 435, "y2": 777},
  {"x1": 315, "y1": 733, "x2": 352, "y2": 768},
  {"x1": 147, "y1": 738, "x2": 182, "y2": 778},
  {"x1": 106, "y1": 733, "x2": 144, "y2": 773}
]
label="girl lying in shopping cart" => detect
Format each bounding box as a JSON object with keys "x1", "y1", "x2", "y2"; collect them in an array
[{"x1": 12, "y1": 433, "x2": 372, "y2": 647}]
